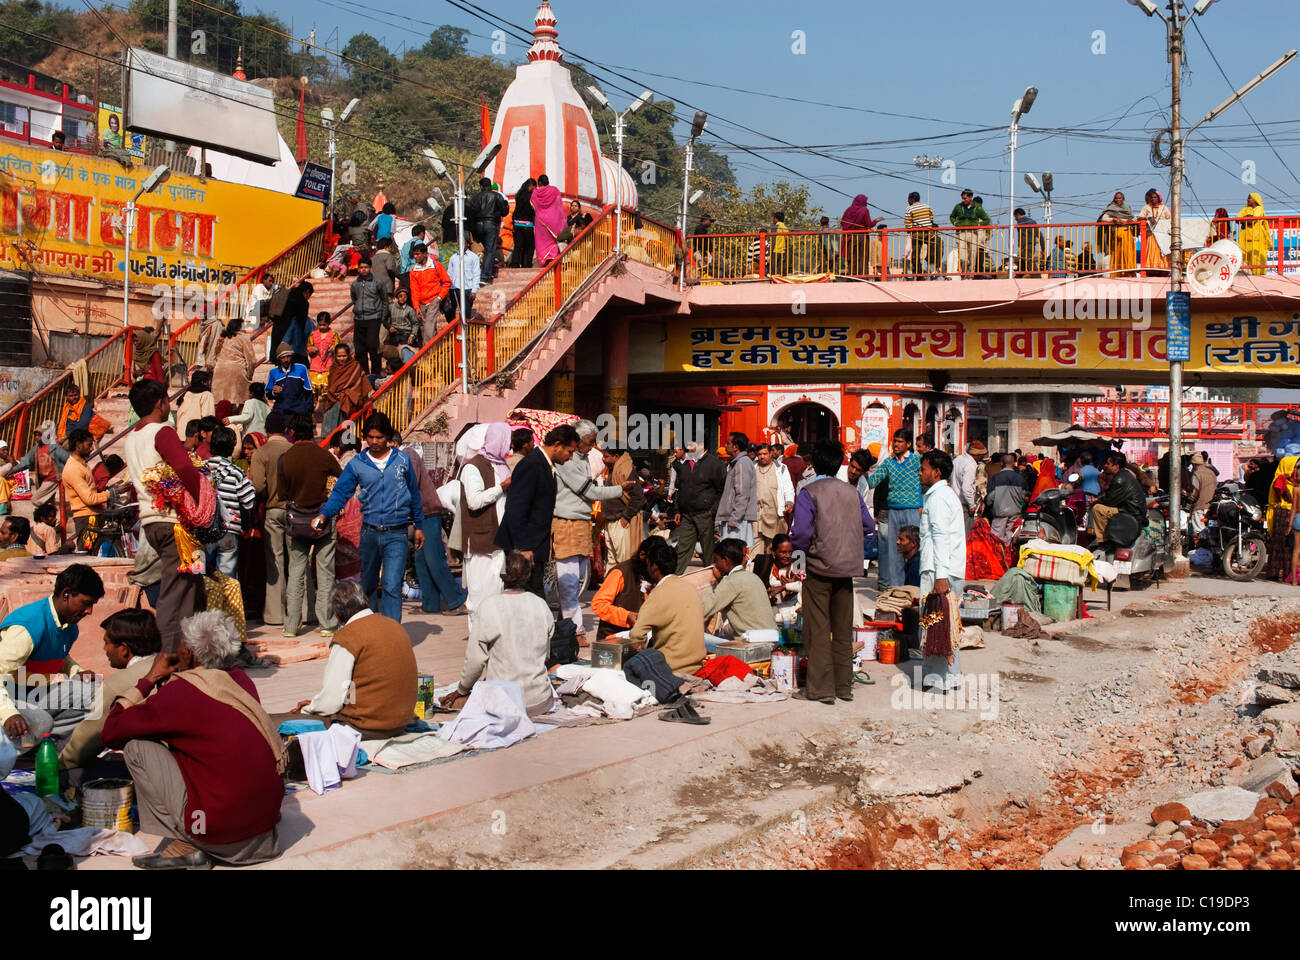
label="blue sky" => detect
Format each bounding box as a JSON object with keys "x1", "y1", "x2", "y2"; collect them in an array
[{"x1": 262, "y1": 0, "x2": 1300, "y2": 226}]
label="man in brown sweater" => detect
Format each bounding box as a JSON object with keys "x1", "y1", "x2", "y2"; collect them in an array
[
  {"x1": 280, "y1": 415, "x2": 343, "y2": 636},
  {"x1": 284, "y1": 580, "x2": 416, "y2": 738},
  {"x1": 789, "y1": 441, "x2": 876, "y2": 704},
  {"x1": 629, "y1": 537, "x2": 707, "y2": 674}
]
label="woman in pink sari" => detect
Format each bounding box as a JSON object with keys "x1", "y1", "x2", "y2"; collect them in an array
[
  {"x1": 532, "y1": 174, "x2": 568, "y2": 266},
  {"x1": 839, "y1": 194, "x2": 879, "y2": 275}
]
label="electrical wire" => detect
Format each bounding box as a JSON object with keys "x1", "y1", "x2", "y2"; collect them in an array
[{"x1": 1188, "y1": 17, "x2": 1300, "y2": 191}]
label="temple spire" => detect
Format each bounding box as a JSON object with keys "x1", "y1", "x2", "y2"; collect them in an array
[{"x1": 526, "y1": 1, "x2": 562, "y2": 63}]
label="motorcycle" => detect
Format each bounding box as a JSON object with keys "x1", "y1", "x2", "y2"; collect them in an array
[
  {"x1": 1197, "y1": 482, "x2": 1268, "y2": 582},
  {"x1": 1087, "y1": 491, "x2": 1171, "y2": 590},
  {"x1": 1013, "y1": 488, "x2": 1079, "y2": 548}
]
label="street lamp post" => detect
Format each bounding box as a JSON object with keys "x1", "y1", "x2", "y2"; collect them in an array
[
  {"x1": 587, "y1": 87, "x2": 651, "y2": 254},
  {"x1": 912, "y1": 154, "x2": 944, "y2": 208},
  {"x1": 122, "y1": 165, "x2": 172, "y2": 328},
  {"x1": 1023, "y1": 172, "x2": 1054, "y2": 223},
  {"x1": 322, "y1": 98, "x2": 359, "y2": 222},
  {"x1": 679, "y1": 111, "x2": 707, "y2": 292},
  {"x1": 1129, "y1": 0, "x2": 1217, "y2": 570},
  {"x1": 1008, "y1": 86, "x2": 1037, "y2": 281},
  {"x1": 424, "y1": 144, "x2": 500, "y2": 394}
]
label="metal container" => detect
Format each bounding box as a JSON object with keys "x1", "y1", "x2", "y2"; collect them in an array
[
  {"x1": 82, "y1": 778, "x2": 136, "y2": 832},
  {"x1": 414, "y1": 674, "x2": 435, "y2": 719},
  {"x1": 590, "y1": 638, "x2": 645, "y2": 670},
  {"x1": 715, "y1": 640, "x2": 776, "y2": 664},
  {"x1": 853, "y1": 627, "x2": 878, "y2": 661},
  {"x1": 1001, "y1": 603, "x2": 1023, "y2": 628}
]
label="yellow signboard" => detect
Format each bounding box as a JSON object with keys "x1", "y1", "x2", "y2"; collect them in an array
[
  {"x1": 0, "y1": 142, "x2": 320, "y2": 287},
  {"x1": 667, "y1": 312, "x2": 1300, "y2": 379}
]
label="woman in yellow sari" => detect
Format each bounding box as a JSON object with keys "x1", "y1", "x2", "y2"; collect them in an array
[
  {"x1": 1097, "y1": 192, "x2": 1136, "y2": 275},
  {"x1": 1139, "y1": 189, "x2": 1170, "y2": 271},
  {"x1": 1237, "y1": 192, "x2": 1272, "y2": 276},
  {"x1": 1265, "y1": 455, "x2": 1299, "y2": 580}
]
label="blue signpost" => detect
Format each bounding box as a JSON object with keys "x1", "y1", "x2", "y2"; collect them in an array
[{"x1": 1166, "y1": 291, "x2": 1191, "y2": 363}]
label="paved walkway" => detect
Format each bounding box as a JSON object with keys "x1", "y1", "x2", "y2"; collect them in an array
[{"x1": 60, "y1": 565, "x2": 1296, "y2": 869}]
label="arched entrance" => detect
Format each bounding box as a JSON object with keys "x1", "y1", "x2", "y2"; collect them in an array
[
  {"x1": 902, "y1": 402, "x2": 921, "y2": 442},
  {"x1": 775, "y1": 401, "x2": 839, "y2": 446}
]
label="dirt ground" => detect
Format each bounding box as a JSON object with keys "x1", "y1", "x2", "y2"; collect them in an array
[
  {"x1": 703, "y1": 591, "x2": 1300, "y2": 870},
  {"x1": 260, "y1": 579, "x2": 1300, "y2": 872}
]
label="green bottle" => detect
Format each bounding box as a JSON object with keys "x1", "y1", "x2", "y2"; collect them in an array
[{"x1": 35, "y1": 734, "x2": 59, "y2": 797}]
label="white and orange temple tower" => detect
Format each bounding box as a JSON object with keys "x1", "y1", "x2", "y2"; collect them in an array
[{"x1": 487, "y1": 1, "x2": 638, "y2": 210}]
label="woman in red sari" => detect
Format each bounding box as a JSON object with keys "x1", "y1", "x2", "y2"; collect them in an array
[{"x1": 1030, "y1": 457, "x2": 1060, "y2": 502}]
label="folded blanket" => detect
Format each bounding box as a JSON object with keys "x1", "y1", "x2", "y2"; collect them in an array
[{"x1": 361, "y1": 732, "x2": 469, "y2": 771}]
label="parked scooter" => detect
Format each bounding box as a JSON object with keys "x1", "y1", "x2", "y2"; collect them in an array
[
  {"x1": 1013, "y1": 488, "x2": 1078, "y2": 548},
  {"x1": 1196, "y1": 482, "x2": 1268, "y2": 582},
  {"x1": 1085, "y1": 489, "x2": 1171, "y2": 590}
]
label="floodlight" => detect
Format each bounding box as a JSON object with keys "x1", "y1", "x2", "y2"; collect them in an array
[
  {"x1": 422, "y1": 148, "x2": 447, "y2": 178},
  {"x1": 472, "y1": 143, "x2": 501, "y2": 174},
  {"x1": 139, "y1": 165, "x2": 170, "y2": 196}
]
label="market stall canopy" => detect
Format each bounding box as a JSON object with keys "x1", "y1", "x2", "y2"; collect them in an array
[{"x1": 1032, "y1": 426, "x2": 1116, "y2": 447}]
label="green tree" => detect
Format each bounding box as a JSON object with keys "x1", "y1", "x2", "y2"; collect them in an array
[
  {"x1": 127, "y1": 0, "x2": 293, "y2": 79},
  {"x1": 0, "y1": 0, "x2": 79, "y2": 63},
  {"x1": 341, "y1": 32, "x2": 397, "y2": 95},
  {"x1": 705, "y1": 181, "x2": 824, "y2": 234},
  {"x1": 421, "y1": 25, "x2": 468, "y2": 60}
]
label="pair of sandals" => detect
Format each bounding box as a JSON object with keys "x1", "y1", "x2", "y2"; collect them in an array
[{"x1": 659, "y1": 697, "x2": 710, "y2": 725}]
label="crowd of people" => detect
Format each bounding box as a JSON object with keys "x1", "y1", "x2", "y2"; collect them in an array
[
  {"x1": 687, "y1": 186, "x2": 1279, "y2": 281},
  {"x1": 6, "y1": 386, "x2": 1300, "y2": 868}
]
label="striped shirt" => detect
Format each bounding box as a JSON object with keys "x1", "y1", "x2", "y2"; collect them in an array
[
  {"x1": 867, "y1": 452, "x2": 923, "y2": 510},
  {"x1": 903, "y1": 202, "x2": 936, "y2": 229},
  {"x1": 206, "y1": 456, "x2": 256, "y2": 535}
]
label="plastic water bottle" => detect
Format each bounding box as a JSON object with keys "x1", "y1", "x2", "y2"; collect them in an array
[{"x1": 35, "y1": 734, "x2": 59, "y2": 797}]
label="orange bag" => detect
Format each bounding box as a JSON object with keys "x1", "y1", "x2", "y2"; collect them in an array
[{"x1": 88, "y1": 413, "x2": 111, "y2": 441}]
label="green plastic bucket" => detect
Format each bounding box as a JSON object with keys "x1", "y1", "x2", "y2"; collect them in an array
[{"x1": 1042, "y1": 582, "x2": 1080, "y2": 623}]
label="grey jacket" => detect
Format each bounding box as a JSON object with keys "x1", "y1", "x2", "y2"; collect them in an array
[
  {"x1": 716, "y1": 453, "x2": 757, "y2": 526},
  {"x1": 371, "y1": 249, "x2": 398, "y2": 297},
  {"x1": 350, "y1": 274, "x2": 388, "y2": 323},
  {"x1": 554, "y1": 456, "x2": 624, "y2": 521}
]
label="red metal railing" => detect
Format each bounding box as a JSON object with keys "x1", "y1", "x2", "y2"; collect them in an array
[
  {"x1": 166, "y1": 221, "x2": 331, "y2": 372},
  {"x1": 0, "y1": 95, "x2": 97, "y2": 154},
  {"x1": 1073, "y1": 400, "x2": 1300, "y2": 440},
  {"x1": 0, "y1": 324, "x2": 136, "y2": 456},
  {"x1": 317, "y1": 206, "x2": 684, "y2": 446},
  {"x1": 688, "y1": 214, "x2": 1299, "y2": 282}
]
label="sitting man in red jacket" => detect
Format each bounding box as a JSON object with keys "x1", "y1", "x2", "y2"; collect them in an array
[{"x1": 102, "y1": 610, "x2": 286, "y2": 870}]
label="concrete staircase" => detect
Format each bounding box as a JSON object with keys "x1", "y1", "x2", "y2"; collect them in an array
[
  {"x1": 249, "y1": 275, "x2": 356, "y2": 382},
  {"x1": 473, "y1": 266, "x2": 537, "y2": 316},
  {"x1": 425, "y1": 258, "x2": 687, "y2": 440}
]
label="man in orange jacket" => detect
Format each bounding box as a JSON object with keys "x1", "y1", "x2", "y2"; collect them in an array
[{"x1": 408, "y1": 243, "x2": 451, "y2": 346}]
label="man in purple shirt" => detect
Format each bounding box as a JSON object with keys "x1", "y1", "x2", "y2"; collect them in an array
[{"x1": 789, "y1": 441, "x2": 876, "y2": 704}]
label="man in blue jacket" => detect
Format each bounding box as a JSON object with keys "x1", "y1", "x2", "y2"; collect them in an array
[{"x1": 313, "y1": 412, "x2": 424, "y2": 622}]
